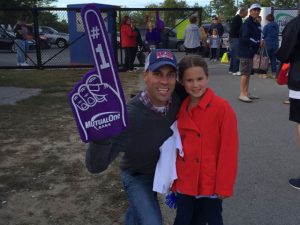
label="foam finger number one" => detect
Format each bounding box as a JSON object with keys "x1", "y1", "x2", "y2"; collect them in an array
[{"x1": 69, "y1": 4, "x2": 128, "y2": 142}]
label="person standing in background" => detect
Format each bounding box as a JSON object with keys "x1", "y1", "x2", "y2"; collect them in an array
[
  {"x1": 208, "y1": 16, "x2": 224, "y2": 37},
  {"x1": 14, "y1": 17, "x2": 29, "y2": 66},
  {"x1": 262, "y1": 14, "x2": 279, "y2": 79},
  {"x1": 276, "y1": 3, "x2": 300, "y2": 190},
  {"x1": 120, "y1": 15, "x2": 137, "y2": 72},
  {"x1": 199, "y1": 26, "x2": 207, "y2": 54},
  {"x1": 229, "y1": 7, "x2": 248, "y2": 76},
  {"x1": 130, "y1": 19, "x2": 143, "y2": 68},
  {"x1": 183, "y1": 15, "x2": 201, "y2": 55},
  {"x1": 238, "y1": 3, "x2": 263, "y2": 103},
  {"x1": 208, "y1": 28, "x2": 221, "y2": 61},
  {"x1": 145, "y1": 21, "x2": 161, "y2": 50}
]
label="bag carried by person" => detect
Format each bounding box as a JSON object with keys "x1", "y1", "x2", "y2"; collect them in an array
[
  {"x1": 276, "y1": 63, "x2": 290, "y2": 85},
  {"x1": 221, "y1": 52, "x2": 229, "y2": 64},
  {"x1": 136, "y1": 51, "x2": 145, "y2": 66},
  {"x1": 136, "y1": 45, "x2": 147, "y2": 66},
  {"x1": 252, "y1": 47, "x2": 269, "y2": 74}
]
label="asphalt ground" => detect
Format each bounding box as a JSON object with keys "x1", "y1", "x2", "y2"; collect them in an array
[
  {"x1": 1, "y1": 60, "x2": 299, "y2": 224},
  {"x1": 205, "y1": 62, "x2": 300, "y2": 225}
]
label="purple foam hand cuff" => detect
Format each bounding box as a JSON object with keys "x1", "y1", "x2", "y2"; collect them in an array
[{"x1": 69, "y1": 4, "x2": 128, "y2": 142}]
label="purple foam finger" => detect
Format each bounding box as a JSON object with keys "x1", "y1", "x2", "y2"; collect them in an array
[
  {"x1": 69, "y1": 5, "x2": 128, "y2": 142},
  {"x1": 81, "y1": 4, "x2": 123, "y2": 94},
  {"x1": 78, "y1": 84, "x2": 97, "y2": 107},
  {"x1": 72, "y1": 94, "x2": 89, "y2": 111},
  {"x1": 69, "y1": 69, "x2": 127, "y2": 142}
]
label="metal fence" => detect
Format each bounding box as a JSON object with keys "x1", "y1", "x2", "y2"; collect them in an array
[{"x1": 0, "y1": 6, "x2": 202, "y2": 70}]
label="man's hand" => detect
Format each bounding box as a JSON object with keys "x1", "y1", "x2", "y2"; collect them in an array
[{"x1": 259, "y1": 39, "x2": 265, "y2": 48}]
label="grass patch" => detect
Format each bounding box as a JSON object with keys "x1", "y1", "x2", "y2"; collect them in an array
[{"x1": 0, "y1": 69, "x2": 87, "y2": 89}]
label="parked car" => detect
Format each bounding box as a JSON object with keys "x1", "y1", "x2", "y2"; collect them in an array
[
  {"x1": 27, "y1": 34, "x2": 51, "y2": 50},
  {"x1": 0, "y1": 29, "x2": 16, "y2": 52},
  {"x1": 39, "y1": 26, "x2": 69, "y2": 48},
  {"x1": 0, "y1": 28, "x2": 50, "y2": 52}
]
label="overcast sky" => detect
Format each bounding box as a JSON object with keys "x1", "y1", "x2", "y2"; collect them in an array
[{"x1": 52, "y1": 0, "x2": 210, "y2": 8}]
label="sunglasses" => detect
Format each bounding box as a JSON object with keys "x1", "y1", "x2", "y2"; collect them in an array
[{"x1": 252, "y1": 8, "x2": 261, "y2": 11}]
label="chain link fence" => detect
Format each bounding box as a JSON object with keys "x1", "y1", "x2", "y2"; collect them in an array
[{"x1": 0, "y1": 6, "x2": 202, "y2": 70}]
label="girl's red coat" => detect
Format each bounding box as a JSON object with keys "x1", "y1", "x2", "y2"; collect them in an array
[
  {"x1": 120, "y1": 24, "x2": 137, "y2": 48},
  {"x1": 172, "y1": 88, "x2": 239, "y2": 197}
]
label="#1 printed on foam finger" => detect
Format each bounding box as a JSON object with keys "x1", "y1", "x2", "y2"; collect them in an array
[{"x1": 69, "y1": 4, "x2": 128, "y2": 143}]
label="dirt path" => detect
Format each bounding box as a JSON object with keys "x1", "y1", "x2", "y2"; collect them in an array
[{"x1": 0, "y1": 71, "x2": 176, "y2": 225}]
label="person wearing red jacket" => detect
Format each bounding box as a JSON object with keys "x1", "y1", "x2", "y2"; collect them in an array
[
  {"x1": 172, "y1": 55, "x2": 239, "y2": 225},
  {"x1": 120, "y1": 15, "x2": 137, "y2": 72}
]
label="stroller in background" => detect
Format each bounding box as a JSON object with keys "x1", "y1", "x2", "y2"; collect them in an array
[{"x1": 136, "y1": 44, "x2": 150, "y2": 66}]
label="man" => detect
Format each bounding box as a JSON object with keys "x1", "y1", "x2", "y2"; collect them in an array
[
  {"x1": 208, "y1": 16, "x2": 224, "y2": 37},
  {"x1": 276, "y1": 3, "x2": 300, "y2": 190},
  {"x1": 85, "y1": 49, "x2": 182, "y2": 224},
  {"x1": 130, "y1": 19, "x2": 143, "y2": 66},
  {"x1": 14, "y1": 17, "x2": 29, "y2": 66},
  {"x1": 229, "y1": 7, "x2": 248, "y2": 76},
  {"x1": 238, "y1": 3, "x2": 263, "y2": 103}
]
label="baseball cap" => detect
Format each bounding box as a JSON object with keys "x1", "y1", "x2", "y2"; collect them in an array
[
  {"x1": 144, "y1": 49, "x2": 177, "y2": 72},
  {"x1": 249, "y1": 3, "x2": 261, "y2": 11}
]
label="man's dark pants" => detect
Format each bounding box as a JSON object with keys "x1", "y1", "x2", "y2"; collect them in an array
[{"x1": 229, "y1": 38, "x2": 240, "y2": 73}]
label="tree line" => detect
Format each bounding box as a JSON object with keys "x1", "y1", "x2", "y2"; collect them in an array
[{"x1": 0, "y1": 0, "x2": 298, "y2": 32}]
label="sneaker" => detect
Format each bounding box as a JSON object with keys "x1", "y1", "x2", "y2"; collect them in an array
[
  {"x1": 289, "y1": 178, "x2": 300, "y2": 190},
  {"x1": 238, "y1": 95, "x2": 252, "y2": 103},
  {"x1": 283, "y1": 100, "x2": 290, "y2": 104},
  {"x1": 258, "y1": 74, "x2": 268, "y2": 79},
  {"x1": 266, "y1": 73, "x2": 276, "y2": 79},
  {"x1": 232, "y1": 72, "x2": 241, "y2": 76},
  {"x1": 20, "y1": 62, "x2": 29, "y2": 66}
]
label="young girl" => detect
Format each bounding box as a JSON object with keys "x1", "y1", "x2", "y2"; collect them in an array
[
  {"x1": 208, "y1": 28, "x2": 221, "y2": 61},
  {"x1": 172, "y1": 55, "x2": 239, "y2": 225}
]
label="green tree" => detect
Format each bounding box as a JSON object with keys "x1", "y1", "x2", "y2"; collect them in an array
[
  {"x1": 158, "y1": 0, "x2": 190, "y2": 27},
  {"x1": 0, "y1": 0, "x2": 56, "y2": 8},
  {"x1": 241, "y1": 0, "x2": 273, "y2": 7},
  {"x1": 209, "y1": 0, "x2": 237, "y2": 22},
  {"x1": 202, "y1": 5, "x2": 214, "y2": 22},
  {"x1": 0, "y1": 0, "x2": 57, "y2": 25},
  {"x1": 240, "y1": 0, "x2": 298, "y2": 7},
  {"x1": 0, "y1": 0, "x2": 69, "y2": 33}
]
